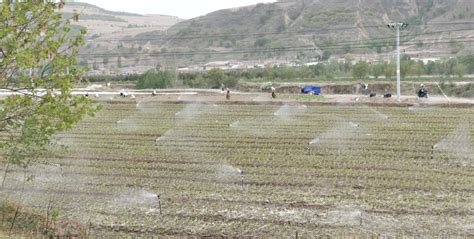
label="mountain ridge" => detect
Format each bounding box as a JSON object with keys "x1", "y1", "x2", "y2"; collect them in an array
[{"x1": 69, "y1": 0, "x2": 473, "y2": 74}]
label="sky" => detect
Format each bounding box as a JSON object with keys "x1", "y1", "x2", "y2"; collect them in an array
[{"x1": 79, "y1": 0, "x2": 278, "y2": 19}]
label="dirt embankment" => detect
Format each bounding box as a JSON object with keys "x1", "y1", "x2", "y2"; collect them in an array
[
  {"x1": 0, "y1": 201, "x2": 86, "y2": 238},
  {"x1": 242, "y1": 82, "x2": 474, "y2": 98}
]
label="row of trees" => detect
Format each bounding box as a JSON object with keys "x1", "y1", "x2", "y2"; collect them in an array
[
  {"x1": 134, "y1": 68, "x2": 240, "y2": 89},
  {"x1": 96, "y1": 55, "x2": 473, "y2": 89},
  {"x1": 352, "y1": 55, "x2": 471, "y2": 80}
]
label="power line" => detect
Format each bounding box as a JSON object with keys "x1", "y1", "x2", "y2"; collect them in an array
[
  {"x1": 80, "y1": 27, "x2": 473, "y2": 64},
  {"x1": 88, "y1": 22, "x2": 474, "y2": 43},
  {"x1": 80, "y1": 39, "x2": 474, "y2": 62},
  {"x1": 80, "y1": 38, "x2": 474, "y2": 65},
  {"x1": 79, "y1": 35, "x2": 474, "y2": 58}
]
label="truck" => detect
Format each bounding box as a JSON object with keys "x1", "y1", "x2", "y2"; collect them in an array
[{"x1": 301, "y1": 85, "x2": 321, "y2": 95}]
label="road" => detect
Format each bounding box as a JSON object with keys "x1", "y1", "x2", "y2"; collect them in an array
[{"x1": 0, "y1": 88, "x2": 472, "y2": 106}]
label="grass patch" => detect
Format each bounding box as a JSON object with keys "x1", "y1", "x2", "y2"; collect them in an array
[{"x1": 0, "y1": 201, "x2": 85, "y2": 238}]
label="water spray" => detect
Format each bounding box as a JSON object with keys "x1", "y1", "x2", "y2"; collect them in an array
[
  {"x1": 309, "y1": 138, "x2": 320, "y2": 145},
  {"x1": 230, "y1": 121, "x2": 240, "y2": 128},
  {"x1": 349, "y1": 122, "x2": 359, "y2": 128},
  {"x1": 155, "y1": 136, "x2": 163, "y2": 144}
]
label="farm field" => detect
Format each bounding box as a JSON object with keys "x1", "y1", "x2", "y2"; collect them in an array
[{"x1": 1, "y1": 98, "x2": 473, "y2": 237}]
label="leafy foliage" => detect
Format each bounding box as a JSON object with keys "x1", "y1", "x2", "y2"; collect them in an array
[
  {"x1": 0, "y1": 1, "x2": 98, "y2": 173},
  {"x1": 136, "y1": 70, "x2": 172, "y2": 89},
  {"x1": 352, "y1": 61, "x2": 369, "y2": 79},
  {"x1": 371, "y1": 64, "x2": 384, "y2": 79}
]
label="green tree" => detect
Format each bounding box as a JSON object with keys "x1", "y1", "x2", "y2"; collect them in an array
[
  {"x1": 343, "y1": 54, "x2": 354, "y2": 73},
  {"x1": 321, "y1": 50, "x2": 332, "y2": 61},
  {"x1": 400, "y1": 60, "x2": 411, "y2": 79},
  {"x1": 263, "y1": 67, "x2": 272, "y2": 81},
  {"x1": 400, "y1": 55, "x2": 412, "y2": 79},
  {"x1": 458, "y1": 55, "x2": 474, "y2": 74},
  {"x1": 207, "y1": 68, "x2": 225, "y2": 88},
  {"x1": 136, "y1": 70, "x2": 172, "y2": 89},
  {"x1": 0, "y1": 1, "x2": 97, "y2": 185},
  {"x1": 411, "y1": 61, "x2": 425, "y2": 79},
  {"x1": 443, "y1": 58, "x2": 458, "y2": 76},
  {"x1": 371, "y1": 64, "x2": 384, "y2": 79},
  {"x1": 352, "y1": 61, "x2": 369, "y2": 79},
  {"x1": 254, "y1": 38, "x2": 270, "y2": 48},
  {"x1": 425, "y1": 61, "x2": 437, "y2": 75},
  {"x1": 453, "y1": 63, "x2": 466, "y2": 78},
  {"x1": 309, "y1": 64, "x2": 325, "y2": 76},
  {"x1": 384, "y1": 63, "x2": 396, "y2": 80}
]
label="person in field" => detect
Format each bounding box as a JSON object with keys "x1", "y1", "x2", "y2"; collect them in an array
[
  {"x1": 417, "y1": 84, "x2": 428, "y2": 99},
  {"x1": 226, "y1": 88, "x2": 230, "y2": 100},
  {"x1": 271, "y1": 87, "x2": 276, "y2": 99},
  {"x1": 364, "y1": 83, "x2": 369, "y2": 96}
]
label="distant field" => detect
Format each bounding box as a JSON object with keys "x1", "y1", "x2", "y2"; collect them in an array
[{"x1": 1, "y1": 99, "x2": 473, "y2": 237}]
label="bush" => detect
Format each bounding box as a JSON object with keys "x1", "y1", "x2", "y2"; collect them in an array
[
  {"x1": 223, "y1": 76, "x2": 239, "y2": 88},
  {"x1": 206, "y1": 68, "x2": 225, "y2": 88},
  {"x1": 352, "y1": 61, "x2": 369, "y2": 79},
  {"x1": 136, "y1": 70, "x2": 172, "y2": 89},
  {"x1": 260, "y1": 82, "x2": 273, "y2": 91}
]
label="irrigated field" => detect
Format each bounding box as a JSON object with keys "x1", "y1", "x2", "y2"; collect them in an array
[{"x1": 2, "y1": 99, "x2": 473, "y2": 237}]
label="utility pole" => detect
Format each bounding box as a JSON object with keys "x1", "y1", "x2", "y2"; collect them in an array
[{"x1": 387, "y1": 23, "x2": 408, "y2": 103}]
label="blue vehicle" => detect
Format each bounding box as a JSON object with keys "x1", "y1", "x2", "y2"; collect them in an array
[{"x1": 301, "y1": 85, "x2": 321, "y2": 95}]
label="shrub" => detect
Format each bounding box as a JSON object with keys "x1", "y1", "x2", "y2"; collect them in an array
[{"x1": 136, "y1": 70, "x2": 172, "y2": 89}]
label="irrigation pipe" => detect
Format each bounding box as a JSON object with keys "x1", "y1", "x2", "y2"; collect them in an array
[{"x1": 435, "y1": 82, "x2": 451, "y2": 102}]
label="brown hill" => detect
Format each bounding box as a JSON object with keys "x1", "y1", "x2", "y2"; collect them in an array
[{"x1": 72, "y1": 0, "x2": 474, "y2": 73}]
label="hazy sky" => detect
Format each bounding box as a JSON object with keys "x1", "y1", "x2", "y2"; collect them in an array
[{"x1": 79, "y1": 0, "x2": 278, "y2": 19}]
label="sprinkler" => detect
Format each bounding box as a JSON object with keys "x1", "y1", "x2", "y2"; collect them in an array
[
  {"x1": 431, "y1": 144, "x2": 437, "y2": 160},
  {"x1": 156, "y1": 194, "x2": 162, "y2": 215},
  {"x1": 240, "y1": 170, "x2": 244, "y2": 190}
]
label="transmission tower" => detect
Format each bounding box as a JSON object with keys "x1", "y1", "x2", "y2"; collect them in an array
[{"x1": 387, "y1": 23, "x2": 408, "y2": 103}]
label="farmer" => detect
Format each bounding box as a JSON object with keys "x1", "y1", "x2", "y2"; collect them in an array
[
  {"x1": 271, "y1": 87, "x2": 276, "y2": 99},
  {"x1": 364, "y1": 83, "x2": 369, "y2": 96},
  {"x1": 226, "y1": 88, "x2": 230, "y2": 100},
  {"x1": 417, "y1": 84, "x2": 428, "y2": 99}
]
